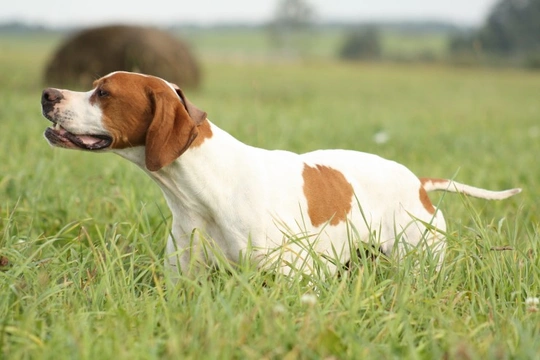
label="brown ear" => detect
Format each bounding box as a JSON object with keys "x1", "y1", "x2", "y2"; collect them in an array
[
  {"x1": 173, "y1": 85, "x2": 207, "y2": 125},
  {"x1": 145, "y1": 87, "x2": 207, "y2": 171}
]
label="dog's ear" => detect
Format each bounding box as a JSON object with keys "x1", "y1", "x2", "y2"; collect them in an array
[
  {"x1": 172, "y1": 84, "x2": 207, "y2": 126},
  {"x1": 145, "y1": 86, "x2": 207, "y2": 172}
]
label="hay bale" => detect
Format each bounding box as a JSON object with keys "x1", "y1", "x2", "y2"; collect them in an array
[{"x1": 44, "y1": 25, "x2": 201, "y2": 89}]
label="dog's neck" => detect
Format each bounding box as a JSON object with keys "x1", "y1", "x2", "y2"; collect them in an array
[{"x1": 112, "y1": 121, "x2": 256, "y2": 222}]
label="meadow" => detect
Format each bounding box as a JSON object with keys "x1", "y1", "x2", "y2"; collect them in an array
[{"x1": 1, "y1": 30, "x2": 540, "y2": 359}]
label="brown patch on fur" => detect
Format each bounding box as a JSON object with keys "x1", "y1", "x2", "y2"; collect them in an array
[
  {"x1": 419, "y1": 186, "x2": 435, "y2": 214},
  {"x1": 191, "y1": 119, "x2": 213, "y2": 148},
  {"x1": 92, "y1": 72, "x2": 207, "y2": 170},
  {"x1": 302, "y1": 164, "x2": 354, "y2": 227},
  {"x1": 144, "y1": 89, "x2": 199, "y2": 171},
  {"x1": 420, "y1": 177, "x2": 447, "y2": 186},
  {"x1": 93, "y1": 73, "x2": 156, "y2": 149}
]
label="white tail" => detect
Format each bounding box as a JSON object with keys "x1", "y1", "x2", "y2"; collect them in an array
[{"x1": 420, "y1": 178, "x2": 522, "y2": 200}]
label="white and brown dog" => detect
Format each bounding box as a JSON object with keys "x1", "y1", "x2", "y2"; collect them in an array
[{"x1": 41, "y1": 71, "x2": 521, "y2": 274}]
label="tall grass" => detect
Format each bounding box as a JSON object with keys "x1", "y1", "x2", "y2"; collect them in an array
[{"x1": 0, "y1": 33, "x2": 539, "y2": 358}]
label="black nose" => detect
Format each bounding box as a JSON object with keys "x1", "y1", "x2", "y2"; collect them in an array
[{"x1": 41, "y1": 88, "x2": 64, "y2": 107}]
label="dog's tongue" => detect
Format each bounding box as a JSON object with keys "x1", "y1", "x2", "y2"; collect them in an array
[
  {"x1": 75, "y1": 134, "x2": 104, "y2": 146},
  {"x1": 52, "y1": 125, "x2": 111, "y2": 150},
  {"x1": 64, "y1": 132, "x2": 108, "y2": 149}
]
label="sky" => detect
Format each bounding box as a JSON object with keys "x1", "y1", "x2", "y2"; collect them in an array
[{"x1": 2, "y1": 0, "x2": 499, "y2": 28}]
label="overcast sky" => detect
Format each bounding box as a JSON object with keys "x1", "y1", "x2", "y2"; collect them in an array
[{"x1": 3, "y1": 0, "x2": 498, "y2": 27}]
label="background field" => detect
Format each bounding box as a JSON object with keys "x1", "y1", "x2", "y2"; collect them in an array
[{"x1": 1, "y1": 30, "x2": 539, "y2": 359}]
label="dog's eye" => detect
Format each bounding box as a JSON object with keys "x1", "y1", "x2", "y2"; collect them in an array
[{"x1": 97, "y1": 89, "x2": 109, "y2": 98}]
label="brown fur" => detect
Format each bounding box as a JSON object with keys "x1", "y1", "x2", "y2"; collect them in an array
[
  {"x1": 420, "y1": 177, "x2": 447, "y2": 186},
  {"x1": 93, "y1": 72, "x2": 207, "y2": 171},
  {"x1": 191, "y1": 119, "x2": 213, "y2": 148},
  {"x1": 302, "y1": 164, "x2": 354, "y2": 227},
  {"x1": 418, "y1": 177, "x2": 443, "y2": 214},
  {"x1": 419, "y1": 186, "x2": 436, "y2": 214}
]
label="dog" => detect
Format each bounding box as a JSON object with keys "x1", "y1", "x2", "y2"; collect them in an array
[{"x1": 41, "y1": 71, "x2": 521, "y2": 274}]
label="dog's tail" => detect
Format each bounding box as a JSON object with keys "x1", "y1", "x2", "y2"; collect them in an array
[{"x1": 420, "y1": 177, "x2": 521, "y2": 200}]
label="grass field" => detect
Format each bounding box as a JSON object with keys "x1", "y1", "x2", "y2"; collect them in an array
[{"x1": 1, "y1": 30, "x2": 540, "y2": 359}]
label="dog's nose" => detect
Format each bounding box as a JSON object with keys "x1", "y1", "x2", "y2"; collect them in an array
[{"x1": 41, "y1": 88, "x2": 64, "y2": 106}]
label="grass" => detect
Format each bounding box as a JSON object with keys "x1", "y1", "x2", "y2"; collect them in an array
[{"x1": 1, "y1": 31, "x2": 540, "y2": 358}]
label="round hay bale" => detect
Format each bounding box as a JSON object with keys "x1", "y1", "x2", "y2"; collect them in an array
[{"x1": 44, "y1": 24, "x2": 201, "y2": 89}]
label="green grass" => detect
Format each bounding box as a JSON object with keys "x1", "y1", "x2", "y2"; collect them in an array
[{"x1": 1, "y1": 32, "x2": 540, "y2": 359}]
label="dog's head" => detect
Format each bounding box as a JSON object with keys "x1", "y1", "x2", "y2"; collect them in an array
[{"x1": 41, "y1": 71, "x2": 207, "y2": 171}]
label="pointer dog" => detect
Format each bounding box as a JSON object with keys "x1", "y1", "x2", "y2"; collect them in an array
[{"x1": 41, "y1": 71, "x2": 521, "y2": 274}]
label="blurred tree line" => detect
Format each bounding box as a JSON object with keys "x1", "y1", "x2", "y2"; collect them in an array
[
  {"x1": 339, "y1": 26, "x2": 382, "y2": 61},
  {"x1": 450, "y1": 0, "x2": 540, "y2": 54},
  {"x1": 267, "y1": 0, "x2": 316, "y2": 58},
  {"x1": 268, "y1": 0, "x2": 540, "y2": 68},
  {"x1": 338, "y1": 0, "x2": 540, "y2": 67},
  {"x1": 450, "y1": 0, "x2": 540, "y2": 67}
]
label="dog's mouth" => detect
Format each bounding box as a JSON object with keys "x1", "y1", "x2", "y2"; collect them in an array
[{"x1": 44, "y1": 123, "x2": 112, "y2": 151}]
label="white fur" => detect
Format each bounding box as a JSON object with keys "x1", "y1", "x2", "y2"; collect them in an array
[
  {"x1": 48, "y1": 89, "x2": 107, "y2": 137},
  {"x1": 113, "y1": 123, "x2": 449, "y2": 274}
]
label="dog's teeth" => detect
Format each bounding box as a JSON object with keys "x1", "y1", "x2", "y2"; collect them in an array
[{"x1": 55, "y1": 123, "x2": 61, "y2": 130}]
